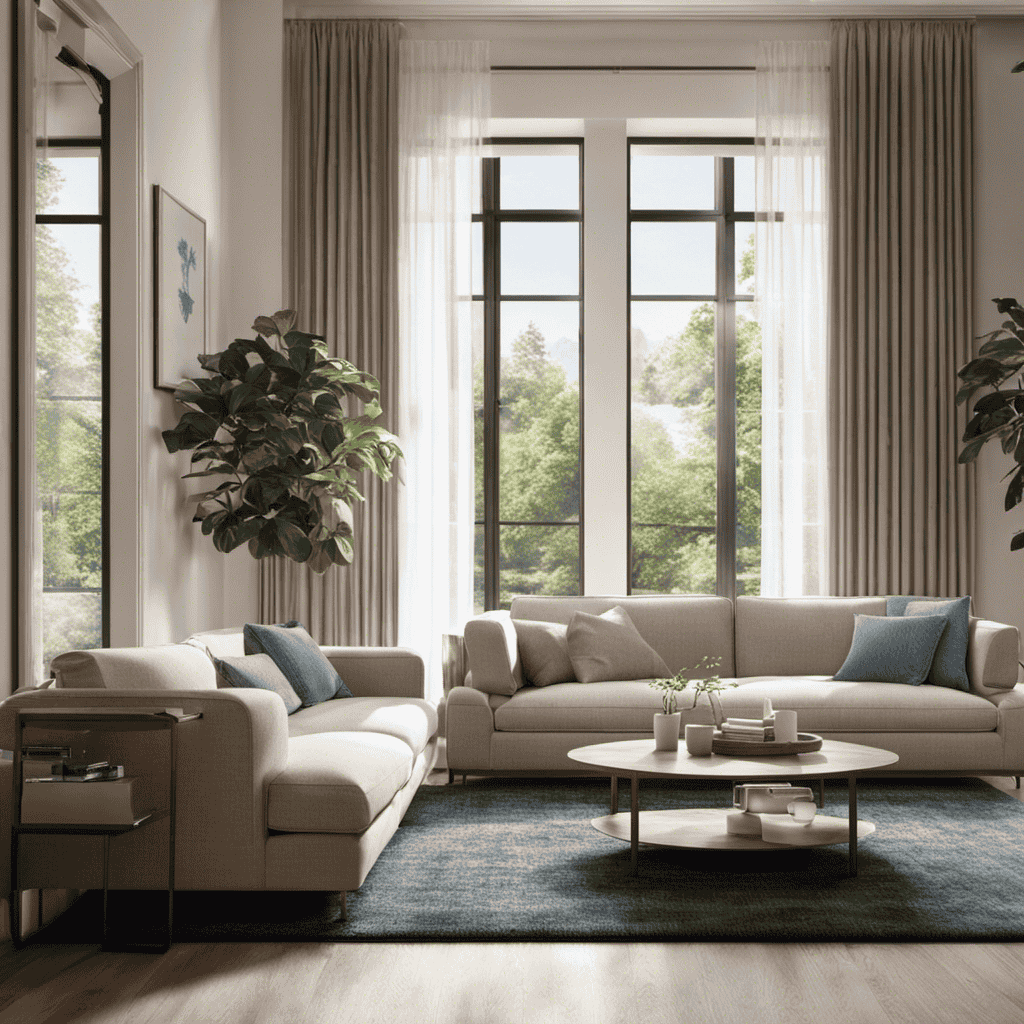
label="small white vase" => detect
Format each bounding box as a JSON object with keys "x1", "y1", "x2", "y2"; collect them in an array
[
  {"x1": 653, "y1": 712, "x2": 682, "y2": 751},
  {"x1": 685, "y1": 723, "x2": 715, "y2": 756}
]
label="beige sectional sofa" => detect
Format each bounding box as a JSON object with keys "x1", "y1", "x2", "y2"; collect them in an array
[
  {"x1": 0, "y1": 630, "x2": 435, "y2": 919},
  {"x1": 447, "y1": 595, "x2": 1023, "y2": 778}
]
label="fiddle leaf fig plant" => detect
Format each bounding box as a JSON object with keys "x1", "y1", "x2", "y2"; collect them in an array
[
  {"x1": 956, "y1": 297, "x2": 1024, "y2": 553},
  {"x1": 161, "y1": 310, "x2": 402, "y2": 573}
]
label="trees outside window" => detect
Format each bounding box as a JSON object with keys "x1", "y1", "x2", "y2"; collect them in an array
[
  {"x1": 629, "y1": 141, "x2": 762, "y2": 599},
  {"x1": 33, "y1": 89, "x2": 109, "y2": 678},
  {"x1": 473, "y1": 142, "x2": 583, "y2": 612}
]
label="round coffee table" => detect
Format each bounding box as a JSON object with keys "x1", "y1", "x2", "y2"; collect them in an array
[{"x1": 567, "y1": 738, "x2": 899, "y2": 875}]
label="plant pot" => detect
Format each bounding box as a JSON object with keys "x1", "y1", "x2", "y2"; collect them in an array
[
  {"x1": 653, "y1": 712, "x2": 682, "y2": 751},
  {"x1": 685, "y1": 723, "x2": 715, "y2": 756}
]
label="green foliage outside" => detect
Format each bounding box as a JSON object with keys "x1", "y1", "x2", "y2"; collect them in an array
[
  {"x1": 475, "y1": 235, "x2": 762, "y2": 610},
  {"x1": 35, "y1": 159, "x2": 104, "y2": 669}
]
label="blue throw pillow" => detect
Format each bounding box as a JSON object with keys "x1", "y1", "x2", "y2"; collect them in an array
[
  {"x1": 243, "y1": 621, "x2": 353, "y2": 706},
  {"x1": 215, "y1": 653, "x2": 302, "y2": 714},
  {"x1": 834, "y1": 613, "x2": 949, "y2": 686},
  {"x1": 886, "y1": 595, "x2": 971, "y2": 691}
]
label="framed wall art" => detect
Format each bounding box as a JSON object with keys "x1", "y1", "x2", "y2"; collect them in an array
[{"x1": 153, "y1": 185, "x2": 206, "y2": 390}]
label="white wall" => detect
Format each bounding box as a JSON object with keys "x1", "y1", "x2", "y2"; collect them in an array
[
  {"x1": 974, "y1": 19, "x2": 1024, "y2": 648},
  {"x1": 97, "y1": 0, "x2": 282, "y2": 642}
]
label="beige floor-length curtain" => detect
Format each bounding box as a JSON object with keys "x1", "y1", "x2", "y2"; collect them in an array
[
  {"x1": 829, "y1": 19, "x2": 974, "y2": 597},
  {"x1": 262, "y1": 20, "x2": 399, "y2": 644}
]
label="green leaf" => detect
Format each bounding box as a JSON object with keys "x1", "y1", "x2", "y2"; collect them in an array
[
  {"x1": 274, "y1": 519, "x2": 313, "y2": 562},
  {"x1": 252, "y1": 315, "x2": 280, "y2": 338},
  {"x1": 958, "y1": 436, "x2": 988, "y2": 464},
  {"x1": 1005, "y1": 466, "x2": 1024, "y2": 512},
  {"x1": 995, "y1": 297, "x2": 1022, "y2": 313},
  {"x1": 1011, "y1": 529, "x2": 1024, "y2": 552}
]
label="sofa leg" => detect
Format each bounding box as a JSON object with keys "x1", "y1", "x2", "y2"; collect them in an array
[
  {"x1": 448, "y1": 769, "x2": 455, "y2": 785},
  {"x1": 339, "y1": 892, "x2": 347, "y2": 921},
  {"x1": 1017, "y1": 776, "x2": 1020, "y2": 790}
]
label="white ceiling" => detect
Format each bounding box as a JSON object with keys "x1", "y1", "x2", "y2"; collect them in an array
[{"x1": 286, "y1": 0, "x2": 1024, "y2": 19}]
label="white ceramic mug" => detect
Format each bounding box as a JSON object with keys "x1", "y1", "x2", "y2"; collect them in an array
[
  {"x1": 787, "y1": 799, "x2": 816, "y2": 825},
  {"x1": 685, "y1": 723, "x2": 715, "y2": 756},
  {"x1": 774, "y1": 709, "x2": 798, "y2": 743}
]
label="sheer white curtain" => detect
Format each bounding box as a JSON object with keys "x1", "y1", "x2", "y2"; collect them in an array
[
  {"x1": 397, "y1": 40, "x2": 489, "y2": 699},
  {"x1": 755, "y1": 41, "x2": 830, "y2": 597}
]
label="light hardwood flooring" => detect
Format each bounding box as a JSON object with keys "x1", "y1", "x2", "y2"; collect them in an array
[{"x1": 2, "y1": 773, "x2": 1023, "y2": 1024}]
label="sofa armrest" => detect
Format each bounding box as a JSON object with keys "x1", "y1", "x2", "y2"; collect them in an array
[
  {"x1": 463, "y1": 610, "x2": 521, "y2": 696},
  {"x1": 320, "y1": 647, "x2": 425, "y2": 700},
  {"x1": 445, "y1": 685, "x2": 494, "y2": 771},
  {"x1": 0, "y1": 688, "x2": 289, "y2": 891},
  {"x1": 968, "y1": 618, "x2": 1022, "y2": 698}
]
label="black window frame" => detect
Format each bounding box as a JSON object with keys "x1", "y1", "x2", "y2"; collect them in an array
[
  {"x1": 474, "y1": 137, "x2": 585, "y2": 612},
  {"x1": 626, "y1": 136, "x2": 756, "y2": 601},
  {"x1": 30, "y1": 59, "x2": 112, "y2": 667}
]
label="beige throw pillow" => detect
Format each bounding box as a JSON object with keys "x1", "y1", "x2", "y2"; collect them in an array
[
  {"x1": 515, "y1": 620, "x2": 576, "y2": 687},
  {"x1": 566, "y1": 606, "x2": 671, "y2": 684}
]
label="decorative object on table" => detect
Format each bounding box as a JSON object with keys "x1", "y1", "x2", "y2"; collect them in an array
[
  {"x1": 649, "y1": 655, "x2": 735, "y2": 725},
  {"x1": 153, "y1": 186, "x2": 207, "y2": 390},
  {"x1": 787, "y1": 799, "x2": 817, "y2": 825},
  {"x1": 733, "y1": 783, "x2": 814, "y2": 814},
  {"x1": 161, "y1": 310, "x2": 402, "y2": 572},
  {"x1": 653, "y1": 711, "x2": 682, "y2": 752},
  {"x1": 683, "y1": 723, "x2": 715, "y2": 756},
  {"x1": 725, "y1": 809, "x2": 764, "y2": 836},
  {"x1": 20, "y1": 776, "x2": 138, "y2": 825},
  {"x1": 774, "y1": 710, "x2": 799, "y2": 743},
  {"x1": 956, "y1": 296, "x2": 1024, "y2": 554},
  {"x1": 712, "y1": 732, "x2": 824, "y2": 756}
]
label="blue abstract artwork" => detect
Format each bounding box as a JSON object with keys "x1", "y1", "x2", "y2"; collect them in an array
[{"x1": 177, "y1": 238, "x2": 197, "y2": 323}]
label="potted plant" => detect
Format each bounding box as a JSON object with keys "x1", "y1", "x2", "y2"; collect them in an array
[
  {"x1": 956, "y1": 297, "x2": 1024, "y2": 554},
  {"x1": 648, "y1": 656, "x2": 736, "y2": 753},
  {"x1": 161, "y1": 310, "x2": 402, "y2": 573}
]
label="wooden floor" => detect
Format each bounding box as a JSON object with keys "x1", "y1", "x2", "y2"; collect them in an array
[{"x1": 2, "y1": 774, "x2": 1024, "y2": 1024}]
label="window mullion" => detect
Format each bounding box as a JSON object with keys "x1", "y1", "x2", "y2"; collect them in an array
[
  {"x1": 715, "y1": 156, "x2": 737, "y2": 602},
  {"x1": 482, "y1": 157, "x2": 500, "y2": 611}
]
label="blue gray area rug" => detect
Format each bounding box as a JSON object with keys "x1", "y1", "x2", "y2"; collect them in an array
[{"x1": 36, "y1": 777, "x2": 1024, "y2": 942}]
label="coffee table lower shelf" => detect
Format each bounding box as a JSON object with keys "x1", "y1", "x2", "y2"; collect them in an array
[{"x1": 592, "y1": 807, "x2": 875, "y2": 853}]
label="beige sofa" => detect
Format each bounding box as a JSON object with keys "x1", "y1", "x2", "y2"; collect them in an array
[
  {"x1": 447, "y1": 595, "x2": 1023, "y2": 778},
  {"x1": 0, "y1": 630, "x2": 435, "y2": 920}
]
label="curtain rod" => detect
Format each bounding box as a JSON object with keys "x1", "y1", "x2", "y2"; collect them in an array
[{"x1": 490, "y1": 64, "x2": 756, "y2": 72}]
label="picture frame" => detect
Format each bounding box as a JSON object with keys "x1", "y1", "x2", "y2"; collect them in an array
[{"x1": 153, "y1": 185, "x2": 206, "y2": 391}]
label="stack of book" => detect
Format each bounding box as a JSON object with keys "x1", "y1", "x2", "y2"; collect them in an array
[
  {"x1": 719, "y1": 717, "x2": 776, "y2": 742},
  {"x1": 20, "y1": 752, "x2": 136, "y2": 825}
]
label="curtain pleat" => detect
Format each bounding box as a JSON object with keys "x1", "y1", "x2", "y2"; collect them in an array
[
  {"x1": 828, "y1": 19, "x2": 974, "y2": 598},
  {"x1": 261, "y1": 20, "x2": 399, "y2": 644}
]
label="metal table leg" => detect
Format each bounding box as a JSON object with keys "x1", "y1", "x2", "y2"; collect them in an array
[
  {"x1": 848, "y1": 775, "x2": 858, "y2": 876},
  {"x1": 630, "y1": 776, "x2": 639, "y2": 875},
  {"x1": 610, "y1": 776, "x2": 618, "y2": 814}
]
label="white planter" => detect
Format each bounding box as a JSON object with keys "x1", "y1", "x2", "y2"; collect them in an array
[
  {"x1": 653, "y1": 712, "x2": 682, "y2": 751},
  {"x1": 685, "y1": 723, "x2": 715, "y2": 756}
]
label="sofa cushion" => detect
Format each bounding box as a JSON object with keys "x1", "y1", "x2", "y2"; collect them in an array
[
  {"x1": 890, "y1": 596, "x2": 971, "y2": 691},
  {"x1": 285, "y1": 696, "x2": 438, "y2": 757},
  {"x1": 267, "y1": 732, "x2": 414, "y2": 834},
  {"x1": 735, "y1": 596, "x2": 887, "y2": 677},
  {"x1": 50, "y1": 645, "x2": 218, "y2": 690},
  {"x1": 214, "y1": 653, "x2": 302, "y2": 714},
  {"x1": 834, "y1": 614, "x2": 948, "y2": 686},
  {"x1": 567, "y1": 606, "x2": 671, "y2": 684},
  {"x1": 515, "y1": 620, "x2": 575, "y2": 686},
  {"x1": 185, "y1": 628, "x2": 246, "y2": 661},
  {"x1": 715, "y1": 677, "x2": 999, "y2": 734},
  {"x1": 244, "y1": 621, "x2": 353, "y2": 705},
  {"x1": 512, "y1": 594, "x2": 735, "y2": 676},
  {"x1": 490, "y1": 676, "x2": 999, "y2": 734}
]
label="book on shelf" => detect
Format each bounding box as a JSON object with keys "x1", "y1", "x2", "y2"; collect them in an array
[
  {"x1": 21, "y1": 777, "x2": 138, "y2": 825},
  {"x1": 41, "y1": 765, "x2": 125, "y2": 782},
  {"x1": 21, "y1": 758, "x2": 65, "y2": 779},
  {"x1": 22, "y1": 745, "x2": 71, "y2": 759}
]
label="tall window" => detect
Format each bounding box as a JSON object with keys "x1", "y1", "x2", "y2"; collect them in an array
[
  {"x1": 32, "y1": 51, "x2": 110, "y2": 679},
  {"x1": 628, "y1": 140, "x2": 761, "y2": 599},
  {"x1": 473, "y1": 141, "x2": 583, "y2": 611}
]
